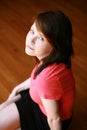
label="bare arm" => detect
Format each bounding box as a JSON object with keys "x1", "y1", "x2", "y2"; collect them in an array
[
  {"x1": 0, "y1": 78, "x2": 31, "y2": 111},
  {"x1": 41, "y1": 98, "x2": 61, "y2": 130},
  {"x1": 8, "y1": 78, "x2": 31, "y2": 100}
]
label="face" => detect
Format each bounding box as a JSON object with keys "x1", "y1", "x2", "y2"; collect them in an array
[{"x1": 25, "y1": 22, "x2": 53, "y2": 60}]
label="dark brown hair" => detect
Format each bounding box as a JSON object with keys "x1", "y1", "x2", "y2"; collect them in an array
[{"x1": 32, "y1": 10, "x2": 74, "y2": 78}]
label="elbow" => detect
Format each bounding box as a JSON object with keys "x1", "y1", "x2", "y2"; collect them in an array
[
  {"x1": 47, "y1": 116, "x2": 61, "y2": 129},
  {"x1": 48, "y1": 115, "x2": 61, "y2": 122}
]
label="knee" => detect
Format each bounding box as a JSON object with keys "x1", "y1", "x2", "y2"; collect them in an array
[
  {"x1": 0, "y1": 103, "x2": 20, "y2": 130},
  {"x1": 0, "y1": 112, "x2": 13, "y2": 130}
]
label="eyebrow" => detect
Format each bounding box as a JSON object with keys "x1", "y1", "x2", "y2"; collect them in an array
[{"x1": 31, "y1": 25, "x2": 45, "y2": 39}]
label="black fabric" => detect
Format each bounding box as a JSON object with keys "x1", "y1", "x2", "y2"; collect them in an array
[
  {"x1": 15, "y1": 90, "x2": 72, "y2": 130},
  {"x1": 15, "y1": 90, "x2": 36, "y2": 130}
]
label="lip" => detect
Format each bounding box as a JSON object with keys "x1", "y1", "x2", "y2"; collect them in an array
[{"x1": 26, "y1": 45, "x2": 34, "y2": 50}]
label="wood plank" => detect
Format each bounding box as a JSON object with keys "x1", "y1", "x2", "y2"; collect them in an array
[{"x1": 0, "y1": 0, "x2": 87, "y2": 129}]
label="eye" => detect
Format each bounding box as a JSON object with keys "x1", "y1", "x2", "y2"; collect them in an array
[
  {"x1": 38, "y1": 36, "x2": 44, "y2": 41},
  {"x1": 29, "y1": 29, "x2": 34, "y2": 34}
]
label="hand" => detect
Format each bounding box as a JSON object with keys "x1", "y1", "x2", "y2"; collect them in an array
[
  {"x1": 7, "y1": 94, "x2": 21, "y2": 103},
  {"x1": 8, "y1": 78, "x2": 30, "y2": 100},
  {"x1": 8, "y1": 86, "x2": 21, "y2": 100},
  {"x1": 0, "y1": 94, "x2": 21, "y2": 111}
]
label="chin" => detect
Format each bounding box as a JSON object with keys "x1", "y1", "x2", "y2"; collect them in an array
[{"x1": 25, "y1": 49, "x2": 34, "y2": 56}]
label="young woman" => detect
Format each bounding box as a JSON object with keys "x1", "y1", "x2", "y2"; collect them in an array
[{"x1": 0, "y1": 10, "x2": 76, "y2": 130}]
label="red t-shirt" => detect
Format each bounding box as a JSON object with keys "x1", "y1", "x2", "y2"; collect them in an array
[{"x1": 29, "y1": 63, "x2": 75, "y2": 120}]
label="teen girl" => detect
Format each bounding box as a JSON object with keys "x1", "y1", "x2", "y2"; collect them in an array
[{"x1": 0, "y1": 10, "x2": 75, "y2": 130}]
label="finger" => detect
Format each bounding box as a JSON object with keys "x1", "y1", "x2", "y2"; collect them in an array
[
  {"x1": 8, "y1": 90, "x2": 18, "y2": 99},
  {"x1": 8, "y1": 94, "x2": 21, "y2": 103}
]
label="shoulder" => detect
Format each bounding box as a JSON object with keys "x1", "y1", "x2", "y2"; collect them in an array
[
  {"x1": 38, "y1": 63, "x2": 74, "y2": 89},
  {"x1": 40, "y1": 63, "x2": 68, "y2": 80},
  {"x1": 36, "y1": 63, "x2": 68, "y2": 90}
]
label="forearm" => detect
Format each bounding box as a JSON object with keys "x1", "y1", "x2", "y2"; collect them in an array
[
  {"x1": 16, "y1": 78, "x2": 31, "y2": 91},
  {"x1": 8, "y1": 78, "x2": 31, "y2": 100},
  {"x1": 48, "y1": 117, "x2": 61, "y2": 130},
  {"x1": 0, "y1": 94, "x2": 21, "y2": 111}
]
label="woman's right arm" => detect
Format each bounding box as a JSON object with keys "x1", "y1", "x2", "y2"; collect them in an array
[
  {"x1": 0, "y1": 78, "x2": 31, "y2": 111},
  {"x1": 8, "y1": 77, "x2": 31, "y2": 100}
]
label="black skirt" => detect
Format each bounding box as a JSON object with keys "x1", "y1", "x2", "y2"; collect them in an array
[{"x1": 15, "y1": 90, "x2": 72, "y2": 130}]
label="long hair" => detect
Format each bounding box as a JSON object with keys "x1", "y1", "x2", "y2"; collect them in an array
[{"x1": 32, "y1": 10, "x2": 74, "y2": 78}]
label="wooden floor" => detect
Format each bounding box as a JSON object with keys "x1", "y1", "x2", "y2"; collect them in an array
[{"x1": 0, "y1": 0, "x2": 87, "y2": 129}]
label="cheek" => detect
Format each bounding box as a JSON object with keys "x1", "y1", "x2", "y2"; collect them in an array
[
  {"x1": 36, "y1": 45, "x2": 52, "y2": 55},
  {"x1": 42, "y1": 44, "x2": 53, "y2": 53},
  {"x1": 25, "y1": 34, "x2": 31, "y2": 45}
]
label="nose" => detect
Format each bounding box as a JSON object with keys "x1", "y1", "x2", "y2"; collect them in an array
[
  {"x1": 26, "y1": 38, "x2": 33, "y2": 46},
  {"x1": 31, "y1": 37, "x2": 35, "y2": 44},
  {"x1": 29, "y1": 35, "x2": 37, "y2": 45}
]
